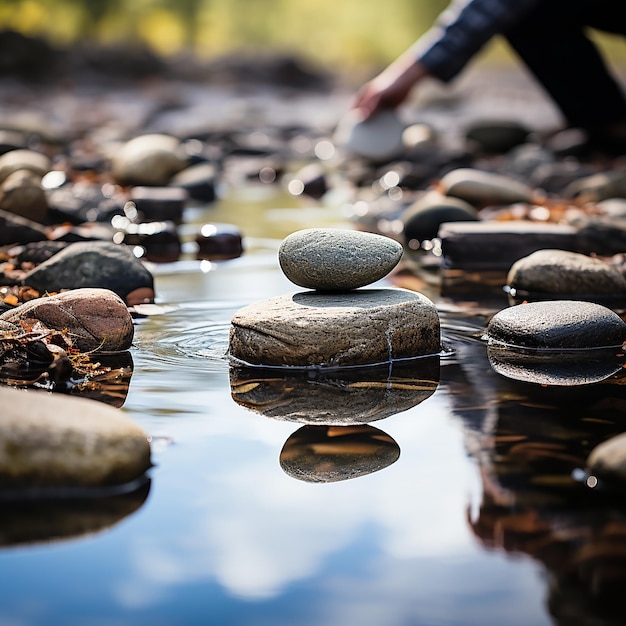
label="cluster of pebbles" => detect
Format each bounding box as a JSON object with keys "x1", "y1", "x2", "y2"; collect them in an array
[{"x1": 3, "y1": 80, "x2": 626, "y2": 493}]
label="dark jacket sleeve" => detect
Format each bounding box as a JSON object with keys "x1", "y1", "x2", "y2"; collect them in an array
[{"x1": 413, "y1": 0, "x2": 542, "y2": 82}]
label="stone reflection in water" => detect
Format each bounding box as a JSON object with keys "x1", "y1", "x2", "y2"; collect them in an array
[
  {"x1": 280, "y1": 425, "x2": 400, "y2": 483},
  {"x1": 68, "y1": 350, "x2": 134, "y2": 408},
  {"x1": 487, "y1": 344, "x2": 625, "y2": 386},
  {"x1": 229, "y1": 356, "x2": 439, "y2": 425},
  {"x1": 0, "y1": 479, "x2": 150, "y2": 548},
  {"x1": 441, "y1": 336, "x2": 626, "y2": 626}
]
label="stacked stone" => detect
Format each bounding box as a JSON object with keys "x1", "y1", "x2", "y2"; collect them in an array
[{"x1": 228, "y1": 228, "x2": 441, "y2": 368}]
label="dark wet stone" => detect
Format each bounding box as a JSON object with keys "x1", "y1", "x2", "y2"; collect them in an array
[
  {"x1": 116, "y1": 221, "x2": 181, "y2": 263},
  {"x1": 0, "y1": 169, "x2": 48, "y2": 223},
  {"x1": 529, "y1": 161, "x2": 595, "y2": 195},
  {"x1": 0, "y1": 208, "x2": 48, "y2": 245},
  {"x1": 16, "y1": 241, "x2": 154, "y2": 303},
  {"x1": 588, "y1": 433, "x2": 626, "y2": 485},
  {"x1": 279, "y1": 228, "x2": 403, "y2": 291},
  {"x1": 576, "y1": 219, "x2": 626, "y2": 257},
  {"x1": 507, "y1": 250, "x2": 626, "y2": 300},
  {"x1": 12, "y1": 240, "x2": 68, "y2": 266},
  {"x1": 439, "y1": 221, "x2": 579, "y2": 272},
  {"x1": 129, "y1": 186, "x2": 187, "y2": 224},
  {"x1": 401, "y1": 191, "x2": 478, "y2": 246},
  {"x1": 229, "y1": 288, "x2": 440, "y2": 367},
  {"x1": 0, "y1": 386, "x2": 151, "y2": 490},
  {"x1": 279, "y1": 425, "x2": 400, "y2": 483},
  {"x1": 438, "y1": 168, "x2": 535, "y2": 207},
  {"x1": 464, "y1": 120, "x2": 530, "y2": 154},
  {"x1": 0, "y1": 288, "x2": 135, "y2": 352},
  {"x1": 229, "y1": 357, "x2": 439, "y2": 424},
  {"x1": 195, "y1": 223, "x2": 243, "y2": 261},
  {"x1": 170, "y1": 162, "x2": 218, "y2": 203},
  {"x1": 111, "y1": 134, "x2": 188, "y2": 187},
  {"x1": 289, "y1": 164, "x2": 328, "y2": 199},
  {"x1": 486, "y1": 301, "x2": 626, "y2": 350}
]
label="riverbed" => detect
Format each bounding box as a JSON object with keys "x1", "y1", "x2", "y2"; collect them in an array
[{"x1": 0, "y1": 66, "x2": 625, "y2": 626}]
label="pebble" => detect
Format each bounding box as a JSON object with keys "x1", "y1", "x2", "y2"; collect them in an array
[
  {"x1": 335, "y1": 110, "x2": 406, "y2": 162},
  {"x1": 0, "y1": 288, "x2": 134, "y2": 352},
  {"x1": 0, "y1": 149, "x2": 51, "y2": 183},
  {"x1": 111, "y1": 133, "x2": 188, "y2": 186},
  {"x1": 278, "y1": 228, "x2": 403, "y2": 291},
  {"x1": 486, "y1": 300, "x2": 626, "y2": 350},
  {"x1": 279, "y1": 424, "x2": 400, "y2": 483},
  {"x1": 506, "y1": 249, "x2": 626, "y2": 298},
  {"x1": 16, "y1": 240, "x2": 155, "y2": 304},
  {"x1": 0, "y1": 207, "x2": 48, "y2": 245},
  {"x1": 401, "y1": 191, "x2": 479, "y2": 246},
  {"x1": 229, "y1": 288, "x2": 440, "y2": 367},
  {"x1": 563, "y1": 171, "x2": 626, "y2": 202},
  {"x1": 0, "y1": 169, "x2": 48, "y2": 223},
  {"x1": 464, "y1": 120, "x2": 530, "y2": 154},
  {"x1": 0, "y1": 386, "x2": 151, "y2": 490},
  {"x1": 438, "y1": 167, "x2": 536, "y2": 207},
  {"x1": 588, "y1": 433, "x2": 626, "y2": 485}
]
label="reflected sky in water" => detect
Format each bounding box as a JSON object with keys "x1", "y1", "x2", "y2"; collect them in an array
[{"x1": 0, "y1": 258, "x2": 554, "y2": 624}]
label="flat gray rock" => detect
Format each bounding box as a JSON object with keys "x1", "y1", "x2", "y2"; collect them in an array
[
  {"x1": 279, "y1": 228, "x2": 403, "y2": 291},
  {"x1": 229, "y1": 288, "x2": 440, "y2": 367},
  {"x1": 0, "y1": 386, "x2": 151, "y2": 490},
  {"x1": 486, "y1": 300, "x2": 626, "y2": 350},
  {"x1": 507, "y1": 249, "x2": 626, "y2": 297}
]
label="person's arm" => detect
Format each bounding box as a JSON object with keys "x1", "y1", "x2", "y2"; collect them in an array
[{"x1": 353, "y1": 0, "x2": 542, "y2": 119}]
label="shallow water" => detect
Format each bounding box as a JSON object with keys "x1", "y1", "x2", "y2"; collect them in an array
[{"x1": 1, "y1": 187, "x2": 626, "y2": 626}]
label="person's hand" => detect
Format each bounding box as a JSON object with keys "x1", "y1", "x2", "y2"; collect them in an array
[{"x1": 352, "y1": 56, "x2": 429, "y2": 120}]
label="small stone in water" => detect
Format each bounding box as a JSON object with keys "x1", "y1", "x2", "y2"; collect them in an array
[
  {"x1": 195, "y1": 223, "x2": 243, "y2": 261},
  {"x1": 486, "y1": 300, "x2": 626, "y2": 350},
  {"x1": 279, "y1": 228, "x2": 403, "y2": 291}
]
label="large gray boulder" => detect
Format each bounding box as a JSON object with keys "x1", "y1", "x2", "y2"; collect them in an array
[{"x1": 229, "y1": 288, "x2": 441, "y2": 367}]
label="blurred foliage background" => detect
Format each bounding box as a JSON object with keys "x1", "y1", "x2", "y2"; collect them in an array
[
  {"x1": 1, "y1": 0, "x2": 623, "y2": 77},
  {"x1": 0, "y1": 0, "x2": 449, "y2": 69}
]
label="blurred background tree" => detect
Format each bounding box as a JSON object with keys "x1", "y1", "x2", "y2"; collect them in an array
[{"x1": 0, "y1": 0, "x2": 449, "y2": 70}]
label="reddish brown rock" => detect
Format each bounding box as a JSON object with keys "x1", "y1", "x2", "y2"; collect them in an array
[{"x1": 0, "y1": 288, "x2": 134, "y2": 352}]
